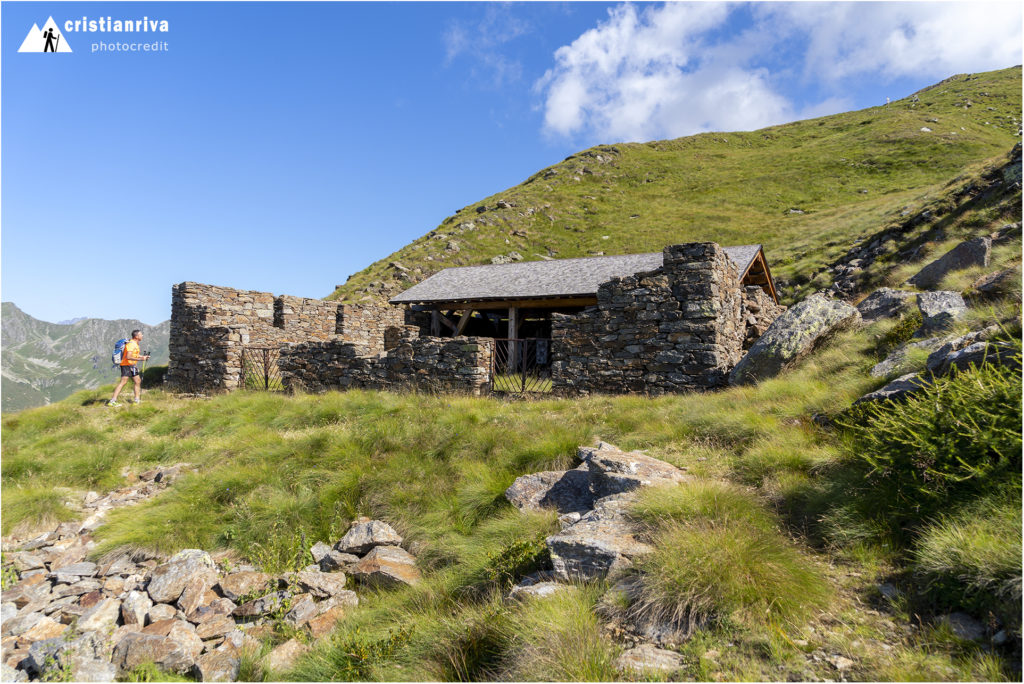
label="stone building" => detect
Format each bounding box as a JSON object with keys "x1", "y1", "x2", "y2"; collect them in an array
[{"x1": 165, "y1": 242, "x2": 782, "y2": 396}]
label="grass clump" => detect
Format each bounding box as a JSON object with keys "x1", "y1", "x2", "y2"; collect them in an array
[
  {"x1": 913, "y1": 490, "x2": 1022, "y2": 628},
  {"x1": 629, "y1": 481, "x2": 830, "y2": 633}
]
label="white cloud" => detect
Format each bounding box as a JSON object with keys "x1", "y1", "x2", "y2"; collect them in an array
[
  {"x1": 537, "y1": 1, "x2": 1023, "y2": 143},
  {"x1": 443, "y1": 5, "x2": 531, "y2": 87},
  {"x1": 536, "y1": 3, "x2": 796, "y2": 142},
  {"x1": 765, "y1": 2, "x2": 1023, "y2": 82}
]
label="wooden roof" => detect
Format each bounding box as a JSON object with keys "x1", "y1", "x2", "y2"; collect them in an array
[{"x1": 390, "y1": 245, "x2": 776, "y2": 307}]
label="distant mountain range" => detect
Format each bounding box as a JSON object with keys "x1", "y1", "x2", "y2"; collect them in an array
[{"x1": 1, "y1": 303, "x2": 169, "y2": 413}]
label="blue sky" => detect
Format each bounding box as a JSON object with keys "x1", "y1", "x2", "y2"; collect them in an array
[{"x1": 2, "y1": 2, "x2": 1020, "y2": 325}]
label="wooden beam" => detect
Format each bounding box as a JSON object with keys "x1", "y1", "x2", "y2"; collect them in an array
[
  {"x1": 421, "y1": 297, "x2": 598, "y2": 311},
  {"x1": 435, "y1": 311, "x2": 457, "y2": 333},
  {"x1": 430, "y1": 310, "x2": 441, "y2": 336},
  {"x1": 455, "y1": 310, "x2": 475, "y2": 335}
]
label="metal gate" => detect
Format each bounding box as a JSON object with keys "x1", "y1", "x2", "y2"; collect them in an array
[
  {"x1": 241, "y1": 346, "x2": 283, "y2": 391},
  {"x1": 491, "y1": 338, "x2": 552, "y2": 393}
]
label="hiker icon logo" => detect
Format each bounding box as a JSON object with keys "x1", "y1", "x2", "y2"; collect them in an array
[{"x1": 18, "y1": 17, "x2": 72, "y2": 53}]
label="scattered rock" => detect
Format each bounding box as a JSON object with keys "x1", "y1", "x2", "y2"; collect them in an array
[
  {"x1": 318, "y1": 550, "x2": 359, "y2": 573},
  {"x1": 827, "y1": 654, "x2": 855, "y2": 671},
  {"x1": 147, "y1": 603, "x2": 178, "y2": 623},
  {"x1": 731, "y1": 294, "x2": 861, "y2": 384},
  {"x1": 112, "y1": 632, "x2": 197, "y2": 676},
  {"x1": 916, "y1": 291, "x2": 967, "y2": 334},
  {"x1": 147, "y1": 550, "x2": 216, "y2": 604},
  {"x1": 233, "y1": 591, "x2": 290, "y2": 619},
  {"x1": 309, "y1": 542, "x2": 334, "y2": 564},
  {"x1": 855, "y1": 373, "x2": 930, "y2": 404},
  {"x1": 335, "y1": 520, "x2": 403, "y2": 555},
  {"x1": 907, "y1": 236, "x2": 991, "y2": 289},
  {"x1": 216, "y1": 572, "x2": 274, "y2": 602},
  {"x1": 122, "y1": 590, "x2": 153, "y2": 626},
  {"x1": 856, "y1": 288, "x2": 916, "y2": 323},
  {"x1": 939, "y1": 612, "x2": 986, "y2": 641},
  {"x1": 193, "y1": 651, "x2": 240, "y2": 682},
  {"x1": 870, "y1": 337, "x2": 945, "y2": 378},
  {"x1": 196, "y1": 615, "x2": 237, "y2": 640},
  {"x1": 264, "y1": 638, "x2": 310, "y2": 672},
  {"x1": 305, "y1": 604, "x2": 348, "y2": 639},
  {"x1": 508, "y1": 580, "x2": 567, "y2": 601},
  {"x1": 1, "y1": 663, "x2": 27, "y2": 682},
  {"x1": 288, "y1": 571, "x2": 350, "y2": 600},
  {"x1": 350, "y1": 546, "x2": 421, "y2": 588},
  {"x1": 546, "y1": 494, "x2": 653, "y2": 582},
  {"x1": 969, "y1": 268, "x2": 1019, "y2": 300},
  {"x1": 616, "y1": 644, "x2": 685, "y2": 675},
  {"x1": 504, "y1": 469, "x2": 593, "y2": 514},
  {"x1": 587, "y1": 444, "x2": 689, "y2": 497}
]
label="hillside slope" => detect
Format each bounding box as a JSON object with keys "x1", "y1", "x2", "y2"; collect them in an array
[
  {"x1": 330, "y1": 66, "x2": 1020, "y2": 305},
  {"x1": 1, "y1": 303, "x2": 169, "y2": 412}
]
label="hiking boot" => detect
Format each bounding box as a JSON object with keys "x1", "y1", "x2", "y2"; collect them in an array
[
  {"x1": 107, "y1": 400, "x2": 120, "y2": 407},
  {"x1": 131, "y1": 398, "x2": 141, "y2": 404}
]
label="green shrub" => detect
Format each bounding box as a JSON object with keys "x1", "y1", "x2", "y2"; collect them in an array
[
  {"x1": 483, "y1": 534, "x2": 550, "y2": 588},
  {"x1": 875, "y1": 310, "x2": 923, "y2": 357},
  {"x1": 840, "y1": 360, "x2": 1022, "y2": 512},
  {"x1": 308, "y1": 625, "x2": 413, "y2": 680}
]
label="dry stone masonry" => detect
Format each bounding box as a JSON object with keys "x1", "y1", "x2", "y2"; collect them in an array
[
  {"x1": 550, "y1": 243, "x2": 769, "y2": 396},
  {"x1": 167, "y1": 243, "x2": 782, "y2": 398},
  {"x1": 165, "y1": 282, "x2": 405, "y2": 392}
]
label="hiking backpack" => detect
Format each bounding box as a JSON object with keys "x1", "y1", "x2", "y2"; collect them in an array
[{"x1": 112, "y1": 338, "x2": 129, "y2": 368}]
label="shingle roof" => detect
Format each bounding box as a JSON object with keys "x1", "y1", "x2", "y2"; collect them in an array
[{"x1": 390, "y1": 245, "x2": 764, "y2": 305}]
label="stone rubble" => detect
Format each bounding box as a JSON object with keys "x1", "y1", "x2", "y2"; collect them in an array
[
  {"x1": 1, "y1": 462, "x2": 422, "y2": 682},
  {"x1": 506, "y1": 442, "x2": 688, "y2": 583}
]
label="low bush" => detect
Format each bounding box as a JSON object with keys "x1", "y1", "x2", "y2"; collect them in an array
[
  {"x1": 839, "y1": 358, "x2": 1022, "y2": 523},
  {"x1": 875, "y1": 311, "x2": 923, "y2": 357}
]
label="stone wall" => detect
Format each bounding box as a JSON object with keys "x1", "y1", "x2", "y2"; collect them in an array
[
  {"x1": 742, "y1": 286, "x2": 787, "y2": 349},
  {"x1": 279, "y1": 332, "x2": 493, "y2": 396},
  {"x1": 165, "y1": 282, "x2": 404, "y2": 391},
  {"x1": 550, "y1": 243, "x2": 756, "y2": 396}
]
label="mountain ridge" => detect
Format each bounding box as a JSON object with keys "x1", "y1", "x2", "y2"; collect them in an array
[
  {"x1": 328, "y1": 66, "x2": 1021, "y2": 306},
  {"x1": 1, "y1": 302, "x2": 170, "y2": 412}
]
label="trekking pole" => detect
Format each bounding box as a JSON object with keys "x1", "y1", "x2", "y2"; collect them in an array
[{"x1": 54, "y1": 34, "x2": 60, "y2": 51}]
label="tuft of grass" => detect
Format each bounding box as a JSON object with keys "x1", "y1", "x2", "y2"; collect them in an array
[
  {"x1": 629, "y1": 481, "x2": 831, "y2": 633},
  {"x1": 914, "y1": 489, "x2": 1022, "y2": 628}
]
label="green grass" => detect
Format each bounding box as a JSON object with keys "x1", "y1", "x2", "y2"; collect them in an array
[
  {"x1": 329, "y1": 67, "x2": 1021, "y2": 306},
  {"x1": 628, "y1": 480, "x2": 831, "y2": 633}
]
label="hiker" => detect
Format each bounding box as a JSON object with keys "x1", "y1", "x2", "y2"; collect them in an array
[
  {"x1": 108, "y1": 330, "x2": 150, "y2": 406},
  {"x1": 43, "y1": 28, "x2": 58, "y2": 52}
]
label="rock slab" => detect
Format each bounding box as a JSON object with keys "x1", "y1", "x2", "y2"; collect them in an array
[{"x1": 730, "y1": 294, "x2": 861, "y2": 384}]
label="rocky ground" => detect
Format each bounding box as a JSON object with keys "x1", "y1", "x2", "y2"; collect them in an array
[{"x1": 1, "y1": 466, "x2": 421, "y2": 682}]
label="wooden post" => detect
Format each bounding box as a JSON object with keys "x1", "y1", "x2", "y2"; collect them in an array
[
  {"x1": 455, "y1": 309, "x2": 474, "y2": 335},
  {"x1": 508, "y1": 306, "x2": 519, "y2": 371},
  {"x1": 431, "y1": 309, "x2": 441, "y2": 337}
]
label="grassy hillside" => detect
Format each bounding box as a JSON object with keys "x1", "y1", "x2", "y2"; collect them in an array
[
  {"x1": 0, "y1": 302, "x2": 170, "y2": 413},
  {"x1": 329, "y1": 66, "x2": 1021, "y2": 305},
  {"x1": 3, "y1": 293, "x2": 1020, "y2": 680}
]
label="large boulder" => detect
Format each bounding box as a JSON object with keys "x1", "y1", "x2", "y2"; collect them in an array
[
  {"x1": 192, "y1": 651, "x2": 240, "y2": 682},
  {"x1": 546, "y1": 494, "x2": 654, "y2": 582},
  {"x1": 587, "y1": 445, "x2": 689, "y2": 497},
  {"x1": 146, "y1": 550, "x2": 216, "y2": 604},
  {"x1": 335, "y1": 520, "x2": 403, "y2": 555},
  {"x1": 907, "y1": 236, "x2": 991, "y2": 289},
  {"x1": 504, "y1": 469, "x2": 593, "y2": 514},
  {"x1": 349, "y1": 546, "x2": 420, "y2": 588},
  {"x1": 917, "y1": 291, "x2": 967, "y2": 334},
  {"x1": 287, "y1": 571, "x2": 350, "y2": 600},
  {"x1": 928, "y1": 340, "x2": 1019, "y2": 376},
  {"x1": 857, "y1": 288, "x2": 916, "y2": 322},
  {"x1": 730, "y1": 295, "x2": 861, "y2": 384},
  {"x1": 264, "y1": 638, "x2": 309, "y2": 673}
]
